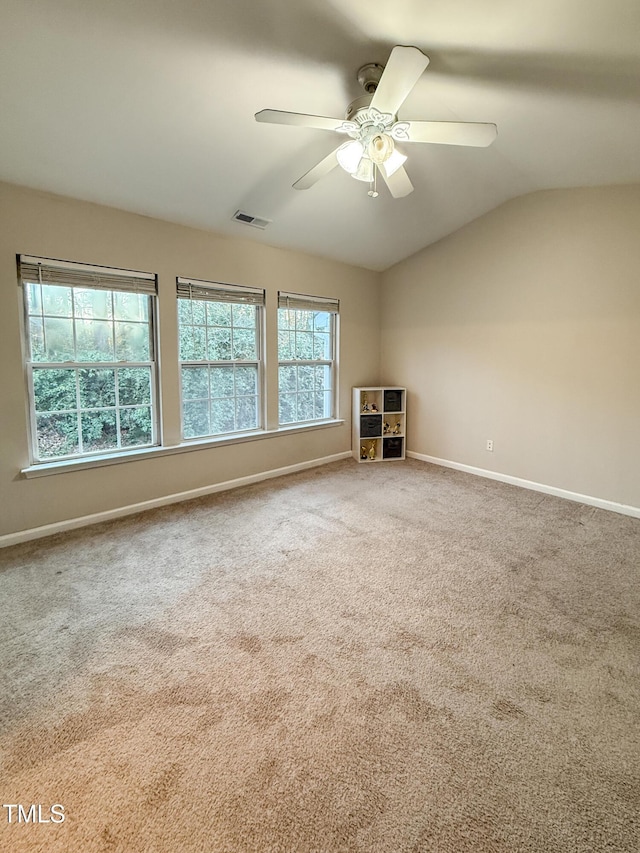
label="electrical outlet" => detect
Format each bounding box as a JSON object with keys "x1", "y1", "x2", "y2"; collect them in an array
[{"x1": 486, "y1": 439, "x2": 494, "y2": 452}]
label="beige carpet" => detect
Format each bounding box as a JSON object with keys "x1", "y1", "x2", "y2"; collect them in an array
[{"x1": 1, "y1": 458, "x2": 638, "y2": 852}]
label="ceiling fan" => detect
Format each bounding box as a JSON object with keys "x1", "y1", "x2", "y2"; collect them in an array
[{"x1": 255, "y1": 45, "x2": 497, "y2": 199}]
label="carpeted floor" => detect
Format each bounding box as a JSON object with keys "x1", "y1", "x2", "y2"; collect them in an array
[{"x1": 0, "y1": 458, "x2": 638, "y2": 852}]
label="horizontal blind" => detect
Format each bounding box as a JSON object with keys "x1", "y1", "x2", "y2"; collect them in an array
[
  {"x1": 278, "y1": 291, "x2": 339, "y2": 313},
  {"x1": 19, "y1": 255, "x2": 157, "y2": 294},
  {"x1": 177, "y1": 277, "x2": 264, "y2": 306}
]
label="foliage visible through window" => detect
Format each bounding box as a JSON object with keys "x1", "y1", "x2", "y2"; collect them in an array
[
  {"x1": 24, "y1": 281, "x2": 156, "y2": 461},
  {"x1": 278, "y1": 307, "x2": 335, "y2": 425},
  {"x1": 179, "y1": 297, "x2": 261, "y2": 438}
]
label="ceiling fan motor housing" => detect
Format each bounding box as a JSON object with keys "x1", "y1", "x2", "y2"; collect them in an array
[
  {"x1": 345, "y1": 95, "x2": 374, "y2": 122},
  {"x1": 344, "y1": 98, "x2": 401, "y2": 147}
]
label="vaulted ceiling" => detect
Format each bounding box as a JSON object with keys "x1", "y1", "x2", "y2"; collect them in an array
[{"x1": 1, "y1": 0, "x2": 639, "y2": 270}]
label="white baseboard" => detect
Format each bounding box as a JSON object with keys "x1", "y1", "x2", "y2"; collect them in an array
[
  {"x1": 0, "y1": 451, "x2": 352, "y2": 548},
  {"x1": 407, "y1": 451, "x2": 640, "y2": 519}
]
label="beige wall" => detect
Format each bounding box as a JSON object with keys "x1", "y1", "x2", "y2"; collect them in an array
[
  {"x1": 0, "y1": 182, "x2": 380, "y2": 538},
  {"x1": 380, "y1": 186, "x2": 640, "y2": 509},
  {"x1": 3, "y1": 182, "x2": 638, "y2": 539}
]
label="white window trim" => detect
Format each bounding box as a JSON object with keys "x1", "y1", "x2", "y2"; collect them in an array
[
  {"x1": 277, "y1": 292, "x2": 339, "y2": 427},
  {"x1": 20, "y1": 418, "x2": 345, "y2": 478},
  {"x1": 177, "y1": 277, "x2": 266, "y2": 440},
  {"x1": 17, "y1": 268, "x2": 346, "y2": 477},
  {"x1": 19, "y1": 255, "x2": 160, "y2": 466},
  {"x1": 26, "y1": 360, "x2": 159, "y2": 464}
]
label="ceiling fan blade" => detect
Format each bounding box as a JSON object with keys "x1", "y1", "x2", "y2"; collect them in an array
[
  {"x1": 404, "y1": 120, "x2": 498, "y2": 147},
  {"x1": 370, "y1": 46, "x2": 430, "y2": 116},
  {"x1": 293, "y1": 147, "x2": 341, "y2": 190},
  {"x1": 255, "y1": 109, "x2": 353, "y2": 134},
  {"x1": 379, "y1": 164, "x2": 414, "y2": 198}
]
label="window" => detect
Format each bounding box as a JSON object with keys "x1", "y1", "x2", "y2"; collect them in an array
[
  {"x1": 20, "y1": 256, "x2": 158, "y2": 463},
  {"x1": 277, "y1": 291, "x2": 339, "y2": 425},
  {"x1": 177, "y1": 278, "x2": 264, "y2": 439}
]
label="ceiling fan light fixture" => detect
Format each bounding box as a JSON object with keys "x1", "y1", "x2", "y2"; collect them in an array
[
  {"x1": 336, "y1": 139, "x2": 364, "y2": 174},
  {"x1": 368, "y1": 132, "x2": 395, "y2": 165},
  {"x1": 382, "y1": 148, "x2": 408, "y2": 178},
  {"x1": 352, "y1": 157, "x2": 374, "y2": 183}
]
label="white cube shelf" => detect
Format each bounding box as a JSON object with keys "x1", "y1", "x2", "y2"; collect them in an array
[{"x1": 352, "y1": 386, "x2": 406, "y2": 463}]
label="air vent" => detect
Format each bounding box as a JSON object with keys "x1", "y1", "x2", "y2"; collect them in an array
[{"x1": 232, "y1": 210, "x2": 271, "y2": 230}]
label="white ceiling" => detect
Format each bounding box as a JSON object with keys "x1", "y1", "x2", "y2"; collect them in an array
[{"x1": 1, "y1": 0, "x2": 639, "y2": 271}]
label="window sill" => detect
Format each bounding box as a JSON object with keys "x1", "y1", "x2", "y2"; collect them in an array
[{"x1": 21, "y1": 419, "x2": 345, "y2": 479}]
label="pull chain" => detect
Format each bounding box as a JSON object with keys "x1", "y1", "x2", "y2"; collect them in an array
[{"x1": 368, "y1": 166, "x2": 379, "y2": 198}]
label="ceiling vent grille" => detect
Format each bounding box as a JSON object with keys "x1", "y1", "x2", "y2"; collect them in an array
[{"x1": 232, "y1": 210, "x2": 271, "y2": 230}]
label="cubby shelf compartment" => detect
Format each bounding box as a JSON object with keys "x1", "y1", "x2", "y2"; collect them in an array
[{"x1": 352, "y1": 386, "x2": 406, "y2": 463}]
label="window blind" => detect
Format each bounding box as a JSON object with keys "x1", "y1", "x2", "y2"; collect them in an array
[
  {"x1": 19, "y1": 255, "x2": 157, "y2": 294},
  {"x1": 278, "y1": 291, "x2": 339, "y2": 313},
  {"x1": 177, "y1": 277, "x2": 264, "y2": 306}
]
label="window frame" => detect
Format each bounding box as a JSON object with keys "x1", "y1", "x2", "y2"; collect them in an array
[
  {"x1": 19, "y1": 255, "x2": 159, "y2": 465},
  {"x1": 277, "y1": 291, "x2": 339, "y2": 427},
  {"x1": 177, "y1": 277, "x2": 266, "y2": 441}
]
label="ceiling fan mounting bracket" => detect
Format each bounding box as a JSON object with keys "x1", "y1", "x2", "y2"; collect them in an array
[{"x1": 357, "y1": 63, "x2": 384, "y2": 94}]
